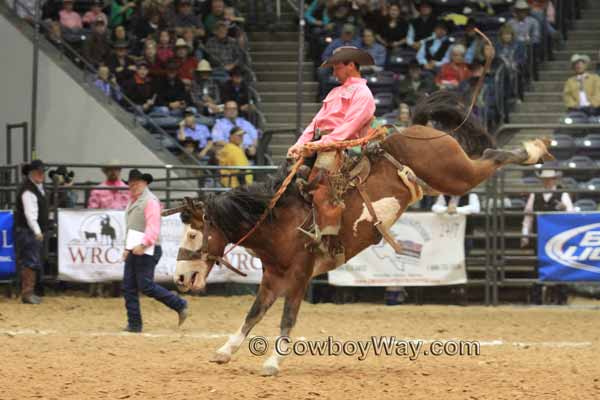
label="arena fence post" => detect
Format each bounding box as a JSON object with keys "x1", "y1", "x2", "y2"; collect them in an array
[{"x1": 30, "y1": 0, "x2": 41, "y2": 160}]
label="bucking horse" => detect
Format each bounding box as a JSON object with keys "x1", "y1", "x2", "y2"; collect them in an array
[{"x1": 161, "y1": 91, "x2": 553, "y2": 376}]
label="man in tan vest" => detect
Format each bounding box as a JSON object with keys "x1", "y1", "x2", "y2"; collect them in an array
[{"x1": 122, "y1": 169, "x2": 188, "y2": 333}]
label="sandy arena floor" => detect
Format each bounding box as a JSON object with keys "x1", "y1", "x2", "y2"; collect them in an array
[{"x1": 1, "y1": 294, "x2": 600, "y2": 400}]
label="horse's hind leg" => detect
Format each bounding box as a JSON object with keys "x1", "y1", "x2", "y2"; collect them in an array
[
  {"x1": 482, "y1": 138, "x2": 553, "y2": 166},
  {"x1": 211, "y1": 272, "x2": 279, "y2": 364},
  {"x1": 261, "y1": 275, "x2": 311, "y2": 376}
]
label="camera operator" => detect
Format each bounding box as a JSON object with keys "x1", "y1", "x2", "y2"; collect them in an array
[{"x1": 49, "y1": 166, "x2": 77, "y2": 208}]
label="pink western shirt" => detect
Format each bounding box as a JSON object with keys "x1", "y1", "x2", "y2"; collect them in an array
[
  {"x1": 141, "y1": 197, "x2": 161, "y2": 247},
  {"x1": 87, "y1": 180, "x2": 131, "y2": 210},
  {"x1": 59, "y1": 9, "x2": 83, "y2": 29},
  {"x1": 296, "y1": 76, "x2": 376, "y2": 146}
]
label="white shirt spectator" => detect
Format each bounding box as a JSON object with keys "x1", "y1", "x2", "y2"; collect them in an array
[
  {"x1": 21, "y1": 182, "x2": 45, "y2": 236},
  {"x1": 432, "y1": 194, "x2": 480, "y2": 215}
]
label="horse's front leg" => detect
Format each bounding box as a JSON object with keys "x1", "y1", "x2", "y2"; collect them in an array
[
  {"x1": 261, "y1": 269, "x2": 312, "y2": 376},
  {"x1": 211, "y1": 270, "x2": 280, "y2": 364}
]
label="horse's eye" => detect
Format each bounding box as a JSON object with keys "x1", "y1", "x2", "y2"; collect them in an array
[{"x1": 189, "y1": 233, "x2": 196, "y2": 240}]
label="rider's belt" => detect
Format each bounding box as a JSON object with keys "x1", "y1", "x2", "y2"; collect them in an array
[{"x1": 314, "y1": 129, "x2": 333, "y2": 141}]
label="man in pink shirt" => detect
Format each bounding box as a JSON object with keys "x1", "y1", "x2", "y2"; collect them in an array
[
  {"x1": 121, "y1": 169, "x2": 188, "y2": 333},
  {"x1": 59, "y1": 0, "x2": 84, "y2": 44},
  {"x1": 287, "y1": 46, "x2": 376, "y2": 262},
  {"x1": 87, "y1": 161, "x2": 131, "y2": 210}
]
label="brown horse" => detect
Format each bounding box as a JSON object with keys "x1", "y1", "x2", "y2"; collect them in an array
[{"x1": 164, "y1": 92, "x2": 552, "y2": 376}]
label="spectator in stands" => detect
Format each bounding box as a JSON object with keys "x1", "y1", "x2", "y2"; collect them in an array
[
  {"x1": 360, "y1": 29, "x2": 386, "y2": 69},
  {"x1": 122, "y1": 60, "x2": 157, "y2": 112},
  {"x1": 416, "y1": 19, "x2": 452, "y2": 71},
  {"x1": 204, "y1": 0, "x2": 226, "y2": 35},
  {"x1": 458, "y1": 60, "x2": 494, "y2": 123},
  {"x1": 142, "y1": 39, "x2": 165, "y2": 79},
  {"x1": 106, "y1": 40, "x2": 137, "y2": 85},
  {"x1": 132, "y1": 7, "x2": 162, "y2": 44},
  {"x1": 221, "y1": 66, "x2": 257, "y2": 120},
  {"x1": 174, "y1": 0, "x2": 205, "y2": 39},
  {"x1": 83, "y1": 16, "x2": 111, "y2": 67},
  {"x1": 155, "y1": 59, "x2": 193, "y2": 118},
  {"x1": 394, "y1": 103, "x2": 411, "y2": 128},
  {"x1": 394, "y1": 59, "x2": 436, "y2": 106},
  {"x1": 563, "y1": 54, "x2": 600, "y2": 117},
  {"x1": 508, "y1": 0, "x2": 540, "y2": 45},
  {"x1": 88, "y1": 160, "x2": 130, "y2": 209},
  {"x1": 409, "y1": 0, "x2": 436, "y2": 50},
  {"x1": 218, "y1": 127, "x2": 253, "y2": 188},
  {"x1": 435, "y1": 44, "x2": 470, "y2": 89},
  {"x1": 156, "y1": 29, "x2": 174, "y2": 65},
  {"x1": 432, "y1": 193, "x2": 481, "y2": 215},
  {"x1": 496, "y1": 23, "x2": 527, "y2": 100},
  {"x1": 521, "y1": 169, "x2": 574, "y2": 248},
  {"x1": 111, "y1": 24, "x2": 129, "y2": 43},
  {"x1": 305, "y1": 0, "x2": 337, "y2": 64},
  {"x1": 59, "y1": 0, "x2": 84, "y2": 43},
  {"x1": 177, "y1": 108, "x2": 214, "y2": 159},
  {"x1": 82, "y1": 0, "x2": 108, "y2": 28},
  {"x1": 375, "y1": 3, "x2": 412, "y2": 52},
  {"x1": 173, "y1": 38, "x2": 199, "y2": 82},
  {"x1": 224, "y1": 6, "x2": 247, "y2": 48},
  {"x1": 205, "y1": 21, "x2": 243, "y2": 82},
  {"x1": 329, "y1": 1, "x2": 362, "y2": 37},
  {"x1": 181, "y1": 27, "x2": 204, "y2": 61},
  {"x1": 463, "y1": 18, "x2": 486, "y2": 65},
  {"x1": 94, "y1": 64, "x2": 122, "y2": 101},
  {"x1": 318, "y1": 24, "x2": 361, "y2": 99},
  {"x1": 48, "y1": 166, "x2": 77, "y2": 208},
  {"x1": 212, "y1": 100, "x2": 258, "y2": 159},
  {"x1": 110, "y1": 0, "x2": 136, "y2": 28},
  {"x1": 190, "y1": 60, "x2": 221, "y2": 116}
]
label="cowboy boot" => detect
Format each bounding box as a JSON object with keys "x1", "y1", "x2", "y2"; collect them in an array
[{"x1": 21, "y1": 267, "x2": 41, "y2": 305}]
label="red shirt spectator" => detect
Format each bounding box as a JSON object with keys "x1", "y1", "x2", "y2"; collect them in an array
[
  {"x1": 59, "y1": 0, "x2": 82, "y2": 30},
  {"x1": 435, "y1": 44, "x2": 471, "y2": 89},
  {"x1": 173, "y1": 38, "x2": 199, "y2": 82}
]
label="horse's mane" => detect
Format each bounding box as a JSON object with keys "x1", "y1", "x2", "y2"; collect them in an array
[
  {"x1": 203, "y1": 161, "x2": 300, "y2": 242},
  {"x1": 412, "y1": 90, "x2": 496, "y2": 157}
]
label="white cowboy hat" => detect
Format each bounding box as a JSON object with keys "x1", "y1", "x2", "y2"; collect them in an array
[
  {"x1": 514, "y1": 0, "x2": 530, "y2": 10},
  {"x1": 196, "y1": 59, "x2": 212, "y2": 72},
  {"x1": 571, "y1": 53, "x2": 591, "y2": 65},
  {"x1": 536, "y1": 169, "x2": 561, "y2": 179}
]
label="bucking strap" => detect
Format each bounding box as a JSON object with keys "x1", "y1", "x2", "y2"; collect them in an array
[{"x1": 355, "y1": 183, "x2": 404, "y2": 255}]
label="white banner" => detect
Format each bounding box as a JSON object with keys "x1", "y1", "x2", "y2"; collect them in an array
[
  {"x1": 328, "y1": 212, "x2": 467, "y2": 286},
  {"x1": 58, "y1": 209, "x2": 262, "y2": 283}
]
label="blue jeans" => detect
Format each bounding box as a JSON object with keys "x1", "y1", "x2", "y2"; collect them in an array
[
  {"x1": 123, "y1": 246, "x2": 186, "y2": 329},
  {"x1": 15, "y1": 227, "x2": 43, "y2": 271}
]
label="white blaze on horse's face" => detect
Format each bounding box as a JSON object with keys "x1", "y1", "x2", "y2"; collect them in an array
[{"x1": 174, "y1": 224, "x2": 212, "y2": 292}]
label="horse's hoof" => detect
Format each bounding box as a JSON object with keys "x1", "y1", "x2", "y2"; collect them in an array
[
  {"x1": 260, "y1": 365, "x2": 280, "y2": 377},
  {"x1": 210, "y1": 351, "x2": 231, "y2": 364}
]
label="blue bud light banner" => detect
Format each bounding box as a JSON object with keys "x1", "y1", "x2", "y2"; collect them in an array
[
  {"x1": 538, "y1": 212, "x2": 600, "y2": 281},
  {"x1": 0, "y1": 211, "x2": 16, "y2": 279}
]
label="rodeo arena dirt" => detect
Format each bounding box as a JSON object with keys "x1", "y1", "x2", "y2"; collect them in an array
[{"x1": 1, "y1": 296, "x2": 600, "y2": 399}]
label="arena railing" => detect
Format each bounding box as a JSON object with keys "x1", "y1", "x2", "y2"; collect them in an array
[
  {"x1": 5, "y1": 0, "x2": 213, "y2": 166},
  {"x1": 483, "y1": 123, "x2": 600, "y2": 304}
]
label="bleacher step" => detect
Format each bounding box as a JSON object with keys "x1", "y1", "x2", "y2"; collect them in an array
[
  {"x1": 256, "y1": 70, "x2": 314, "y2": 82},
  {"x1": 515, "y1": 102, "x2": 565, "y2": 113},
  {"x1": 509, "y1": 113, "x2": 562, "y2": 124},
  {"x1": 253, "y1": 62, "x2": 312, "y2": 73},
  {"x1": 261, "y1": 91, "x2": 317, "y2": 103},
  {"x1": 261, "y1": 102, "x2": 321, "y2": 113}
]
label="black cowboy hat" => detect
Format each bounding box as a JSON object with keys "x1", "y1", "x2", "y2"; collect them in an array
[
  {"x1": 320, "y1": 46, "x2": 374, "y2": 68},
  {"x1": 21, "y1": 159, "x2": 47, "y2": 175},
  {"x1": 128, "y1": 169, "x2": 153, "y2": 184},
  {"x1": 48, "y1": 166, "x2": 75, "y2": 182}
]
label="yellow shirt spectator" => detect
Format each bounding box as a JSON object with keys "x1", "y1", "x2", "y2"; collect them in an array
[{"x1": 218, "y1": 128, "x2": 254, "y2": 188}]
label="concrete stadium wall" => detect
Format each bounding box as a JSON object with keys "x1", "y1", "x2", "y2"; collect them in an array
[{"x1": 0, "y1": 14, "x2": 170, "y2": 182}]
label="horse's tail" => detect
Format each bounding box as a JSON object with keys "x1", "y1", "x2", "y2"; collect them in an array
[{"x1": 412, "y1": 90, "x2": 496, "y2": 157}]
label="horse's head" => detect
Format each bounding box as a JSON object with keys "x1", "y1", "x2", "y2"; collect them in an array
[{"x1": 162, "y1": 197, "x2": 229, "y2": 293}]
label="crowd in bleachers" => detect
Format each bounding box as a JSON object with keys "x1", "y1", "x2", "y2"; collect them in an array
[
  {"x1": 306, "y1": 0, "x2": 557, "y2": 130},
  {"x1": 9, "y1": 0, "x2": 262, "y2": 186}
]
